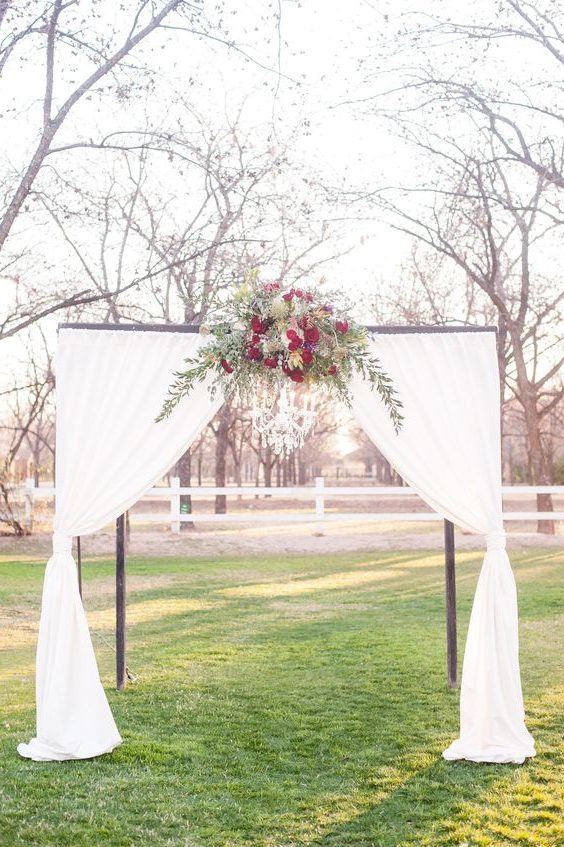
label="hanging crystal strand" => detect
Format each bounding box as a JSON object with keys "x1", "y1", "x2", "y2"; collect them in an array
[{"x1": 250, "y1": 379, "x2": 317, "y2": 456}]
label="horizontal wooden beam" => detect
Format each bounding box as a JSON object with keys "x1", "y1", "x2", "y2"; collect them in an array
[
  {"x1": 58, "y1": 322, "x2": 497, "y2": 335},
  {"x1": 59, "y1": 322, "x2": 199, "y2": 333}
]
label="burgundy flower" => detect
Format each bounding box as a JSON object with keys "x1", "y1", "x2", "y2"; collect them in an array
[
  {"x1": 327, "y1": 364, "x2": 337, "y2": 375},
  {"x1": 302, "y1": 349, "x2": 313, "y2": 365},
  {"x1": 251, "y1": 316, "x2": 265, "y2": 333},
  {"x1": 252, "y1": 333, "x2": 261, "y2": 344},
  {"x1": 282, "y1": 289, "x2": 295, "y2": 302},
  {"x1": 335, "y1": 319, "x2": 349, "y2": 334},
  {"x1": 305, "y1": 292, "x2": 314, "y2": 303},
  {"x1": 289, "y1": 368, "x2": 305, "y2": 383},
  {"x1": 282, "y1": 362, "x2": 291, "y2": 375},
  {"x1": 288, "y1": 338, "x2": 303, "y2": 352},
  {"x1": 304, "y1": 326, "x2": 320, "y2": 344},
  {"x1": 220, "y1": 359, "x2": 234, "y2": 374},
  {"x1": 286, "y1": 329, "x2": 299, "y2": 341},
  {"x1": 264, "y1": 357, "x2": 278, "y2": 368},
  {"x1": 248, "y1": 346, "x2": 263, "y2": 361},
  {"x1": 295, "y1": 289, "x2": 304, "y2": 299}
]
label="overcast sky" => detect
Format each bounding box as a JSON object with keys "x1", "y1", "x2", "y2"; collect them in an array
[{"x1": 1, "y1": 0, "x2": 560, "y2": 390}]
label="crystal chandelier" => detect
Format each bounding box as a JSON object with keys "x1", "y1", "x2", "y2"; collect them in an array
[{"x1": 251, "y1": 382, "x2": 317, "y2": 456}]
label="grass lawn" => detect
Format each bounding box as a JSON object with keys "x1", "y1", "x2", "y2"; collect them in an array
[{"x1": 0, "y1": 546, "x2": 562, "y2": 847}]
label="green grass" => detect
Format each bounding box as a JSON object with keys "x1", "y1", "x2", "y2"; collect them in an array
[{"x1": 0, "y1": 547, "x2": 562, "y2": 847}]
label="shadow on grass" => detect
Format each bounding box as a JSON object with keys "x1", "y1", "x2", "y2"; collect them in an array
[{"x1": 1, "y1": 549, "x2": 562, "y2": 847}]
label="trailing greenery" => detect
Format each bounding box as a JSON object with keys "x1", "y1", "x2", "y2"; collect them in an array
[
  {"x1": 157, "y1": 275, "x2": 404, "y2": 432},
  {"x1": 0, "y1": 547, "x2": 562, "y2": 846}
]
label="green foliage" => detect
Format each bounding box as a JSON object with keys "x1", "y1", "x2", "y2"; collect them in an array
[
  {"x1": 157, "y1": 275, "x2": 404, "y2": 432},
  {"x1": 0, "y1": 548, "x2": 562, "y2": 846}
]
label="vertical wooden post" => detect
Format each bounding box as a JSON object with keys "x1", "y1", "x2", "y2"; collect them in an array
[
  {"x1": 116, "y1": 513, "x2": 127, "y2": 690},
  {"x1": 76, "y1": 536, "x2": 82, "y2": 599},
  {"x1": 170, "y1": 475, "x2": 181, "y2": 534},
  {"x1": 314, "y1": 476, "x2": 325, "y2": 536},
  {"x1": 444, "y1": 519, "x2": 457, "y2": 688}
]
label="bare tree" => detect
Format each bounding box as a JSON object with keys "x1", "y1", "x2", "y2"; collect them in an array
[
  {"x1": 0, "y1": 2, "x2": 285, "y2": 339},
  {"x1": 0, "y1": 335, "x2": 55, "y2": 533},
  {"x1": 0, "y1": 2, "x2": 198, "y2": 248},
  {"x1": 372, "y1": 142, "x2": 563, "y2": 531},
  {"x1": 346, "y1": 2, "x2": 564, "y2": 531},
  {"x1": 386, "y1": 1, "x2": 564, "y2": 191}
]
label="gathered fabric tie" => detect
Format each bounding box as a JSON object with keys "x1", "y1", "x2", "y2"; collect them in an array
[
  {"x1": 486, "y1": 529, "x2": 507, "y2": 552},
  {"x1": 52, "y1": 532, "x2": 73, "y2": 556}
]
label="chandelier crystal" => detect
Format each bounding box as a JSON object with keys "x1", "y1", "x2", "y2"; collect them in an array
[{"x1": 250, "y1": 383, "x2": 317, "y2": 456}]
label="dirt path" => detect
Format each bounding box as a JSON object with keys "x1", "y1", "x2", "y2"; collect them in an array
[{"x1": 1, "y1": 520, "x2": 562, "y2": 560}]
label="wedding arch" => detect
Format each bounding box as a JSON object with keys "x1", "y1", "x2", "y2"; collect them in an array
[{"x1": 17, "y1": 323, "x2": 535, "y2": 765}]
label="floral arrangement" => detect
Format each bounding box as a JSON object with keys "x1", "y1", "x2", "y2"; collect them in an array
[{"x1": 157, "y1": 274, "x2": 403, "y2": 431}]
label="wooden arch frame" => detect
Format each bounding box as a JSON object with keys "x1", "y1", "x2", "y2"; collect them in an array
[{"x1": 58, "y1": 322, "x2": 498, "y2": 693}]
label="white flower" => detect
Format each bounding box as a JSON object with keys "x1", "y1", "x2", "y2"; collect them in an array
[{"x1": 268, "y1": 296, "x2": 289, "y2": 319}]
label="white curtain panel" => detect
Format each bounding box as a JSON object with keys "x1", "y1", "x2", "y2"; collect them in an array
[
  {"x1": 18, "y1": 329, "x2": 223, "y2": 762},
  {"x1": 350, "y1": 330, "x2": 535, "y2": 764}
]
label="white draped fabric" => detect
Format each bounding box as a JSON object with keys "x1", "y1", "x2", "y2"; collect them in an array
[
  {"x1": 351, "y1": 330, "x2": 535, "y2": 763},
  {"x1": 18, "y1": 325, "x2": 534, "y2": 766},
  {"x1": 18, "y1": 329, "x2": 223, "y2": 761}
]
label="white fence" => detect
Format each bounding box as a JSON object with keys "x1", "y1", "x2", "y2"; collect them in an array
[{"x1": 17, "y1": 477, "x2": 564, "y2": 534}]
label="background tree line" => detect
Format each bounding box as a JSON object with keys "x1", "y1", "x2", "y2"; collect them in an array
[{"x1": 1, "y1": 0, "x2": 562, "y2": 534}]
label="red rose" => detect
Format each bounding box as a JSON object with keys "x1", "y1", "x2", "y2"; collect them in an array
[
  {"x1": 301, "y1": 349, "x2": 313, "y2": 365},
  {"x1": 304, "y1": 326, "x2": 320, "y2": 344},
  {"x1": 289, "y1": 368, "x2": 304, "y2": 382},
  {"x1": 252, "y1": 333, "x2": 260, "y2": 344},
  {"x1": 282, "y1": 289, "x2": 295, "y2": 302},
  {"x1": 299, "y1": 315, "x2": 309, "y2": 329},
  {"x1": 251, "y1": 316, "x2": 265, "y2": 333},
  {"x1": 286, "y1": 329, "x2": 299, "y2": 340},
  {"x1": 327, "y1": 364, "x2": 337, "y2": 375},
  {"x1": 248, "y1": 346, "x2": 263, "y2": 361},
  {"x1": 335, "y1": 319, "x2": 349, "y2": 334},
  {"x1": 288, "y1": 339, "x2": 303, "y2": 351},
  {"x1": 220, "y1": 359, "x2": 234, "y2": 374},
  {"x1": 264, "y1": 357, "x2": 278, "y2": 368},
  {"x1": 295, "y1": 289, "x2": 304, "y2": 298}
]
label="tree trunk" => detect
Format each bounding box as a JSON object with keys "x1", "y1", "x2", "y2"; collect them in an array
[
  {"x1": 510, "y1": 329, "x2": 555, "y2": 534},
  {"x1": 254, "y1": 451, "x2": 261, "y2": 498},
  {"x1": 175, "y1": 447, "x2": 194, "y2": 529},
  {"x1": 0, "y1": 476, "x2": 25, "y2": 535},
  {"x1": 215, "y1": 405, "x2": 230, "y2": 514},
  {"x1": 263, "y1": 446, "x2": 273, "y2": 495}
]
